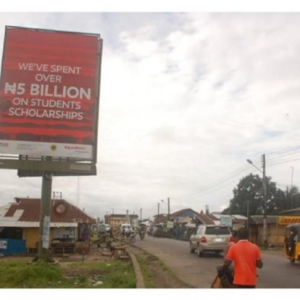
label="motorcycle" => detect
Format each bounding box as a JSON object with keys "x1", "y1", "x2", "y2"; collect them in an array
[{"x1": 139, "y1": 230, "x2": 145, "y2": 241}]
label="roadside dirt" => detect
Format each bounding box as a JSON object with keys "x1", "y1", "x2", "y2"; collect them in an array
[{"x1": 128, "y1": 245, "x2": 192, "y2": 288}]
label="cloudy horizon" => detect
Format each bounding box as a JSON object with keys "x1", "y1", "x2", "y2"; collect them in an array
[{"x1": 0, "y1": 12, "x2": 300, "y2": 220}]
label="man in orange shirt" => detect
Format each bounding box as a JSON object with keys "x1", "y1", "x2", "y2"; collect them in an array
[{"x1": 224, "y1": 227, "x2": 263, "y2": 288}]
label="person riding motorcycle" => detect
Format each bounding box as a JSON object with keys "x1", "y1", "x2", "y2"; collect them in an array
[{"x1": 138, "y1": 224, "x2": 147, "y2": 240}]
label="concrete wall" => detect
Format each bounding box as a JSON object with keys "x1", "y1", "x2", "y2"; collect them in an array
[{"x1": 250, "y1": 224, "x2": 286, "y2": 246}]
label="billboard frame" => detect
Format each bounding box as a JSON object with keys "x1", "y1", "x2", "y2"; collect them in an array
[{"x1": 0, "y1": 26, "x2": 103, "y2": 176}]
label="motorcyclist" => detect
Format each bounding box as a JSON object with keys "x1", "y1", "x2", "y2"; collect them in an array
[{"x1": 139, "y1": 224, "x2": 146, "y2": 240}]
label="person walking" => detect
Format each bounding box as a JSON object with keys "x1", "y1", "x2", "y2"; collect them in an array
[{"x1": 224, "y1": 227, "x2": 263, "y2": 288}]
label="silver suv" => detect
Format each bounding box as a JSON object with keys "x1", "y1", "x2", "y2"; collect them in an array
[{"x1": 189, "y1": 225, "x2": 233, "y2": 257}]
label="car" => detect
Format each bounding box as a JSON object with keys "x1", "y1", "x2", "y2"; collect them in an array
[
  {"x1": 97, "y1": 224, "x2": 107, "y2": 235},
  {"x1": 105, "y1": 224, "x2": 111, "y2": 232},
  {"x1": 121, "y1": 223, "x2": 133, "y2": 235},
  {"x1": 189, "y1": 225, "x2": 233, "y2": 257}
]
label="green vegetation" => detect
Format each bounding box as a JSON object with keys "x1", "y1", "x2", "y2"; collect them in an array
[
  {"x1": 222, "y1": 174, "x2": 299, "y2": 215},
  {"x1": 0, "y1": 260, "x2": 136, "y2": 288},
  {"x1": 136, "y1": 253, "x2": 157, "y2": 287},
  {"x1": 136, "y1": 252, "x2": 190, "y2": 288}
]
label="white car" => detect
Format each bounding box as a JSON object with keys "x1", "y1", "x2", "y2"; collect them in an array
[
  {"x1": 121, "y1": 223, "x2": 133, "y2": 234},
  {"x1": 105, "y1": 224, "x2": 111, "y2": 232},
  {"x1": 189, "y1": 225, "x2": 233, "y2": 257}
]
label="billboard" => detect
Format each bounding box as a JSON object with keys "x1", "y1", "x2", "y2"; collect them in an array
[
  {"x1": 220, "y1": 215, "x2": 232, "y2": 227},
  {"x1": 0, "y1": 26, "x2": 102, "y2": 161}
]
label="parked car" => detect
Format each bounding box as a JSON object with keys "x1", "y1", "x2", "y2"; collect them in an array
[
  {"x1": 105, "y1": 224, "x2": 111, "y2": 233},
  {"x1": 189, "y1": 225, "x2": 233, "y2": 257}
]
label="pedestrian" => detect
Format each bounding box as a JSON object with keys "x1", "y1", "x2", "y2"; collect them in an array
[{"x1": 224, "y1": 227, "x2": 263, "y2": 288}]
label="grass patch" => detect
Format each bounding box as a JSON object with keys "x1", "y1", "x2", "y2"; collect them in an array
[
  {"x1": 136, "y1": 254, "x2": 156, "y2": 288},
  {"x1": 136, "y1": 252, "x2": 189, "y2": 288},
  {"x1": 0, "y1": 259, "x2": 136, "y2": 288}
]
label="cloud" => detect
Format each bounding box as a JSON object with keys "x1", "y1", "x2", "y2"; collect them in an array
[{"x1": 0, "y1": 13, "x2": 300, "y2": 219}]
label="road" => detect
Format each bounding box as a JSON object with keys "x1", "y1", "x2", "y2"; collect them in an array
[{"x1": 134, "y1": 236, "x2": 300, "y2": 288}]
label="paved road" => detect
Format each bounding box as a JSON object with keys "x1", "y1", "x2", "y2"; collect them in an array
[{"x1": 134, "y1": 236, "x2": 300, "y2": 288}]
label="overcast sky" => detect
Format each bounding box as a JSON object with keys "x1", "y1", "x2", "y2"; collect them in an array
[{"x1": 0, "y1": 8, "x2": 300, "y2": 220}]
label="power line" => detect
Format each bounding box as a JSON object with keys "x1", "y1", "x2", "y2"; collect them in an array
[
  {"x1": 173, "y1": 158, "x2": 262, "y2": 200},
  {"x1": 268, "y1": 156, "x2": 300, "y2": 167},
  {"x1": 267, "y1": 148, "x2": 300, "y2": 163},
  {"x1": 266, "y1": 145, "x2": 300, "y2": 157},
  {"x1": 171, "y1": 145, "x2": 300, "y2": 204}
]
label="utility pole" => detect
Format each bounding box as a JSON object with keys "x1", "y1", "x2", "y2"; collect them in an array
[
  {"x1": 167, "y1": 197, "x2": 170, "y2": 221},
  {"x1": 38, "y1": 171, "x2": 53, "y2": 261},
  {"x1": 157, "y1": 202, "x2": 160, "y2": 216},
  {"x1": 140, "y1": 208, "x2": 142, "y2": 222},
  {"x1": 247, "y1": 199, "x2": 249, "y2": 229},
  {"x1": 262, "y1": 154, "x2": 268, "y2": 249}
]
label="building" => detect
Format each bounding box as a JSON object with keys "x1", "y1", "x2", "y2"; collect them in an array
[
  {"x1": 104, "y1": 214, "x2": 139, "y2": 228},
  {"x1": 0, "y1": 198, "x2": 95, "y2": 254},
  {"x1": 278, "y1": 207, "x2": 300, "y2": 224},
  {"x1": 248, "y1": 215, "x2": 285, "y2": 246}
]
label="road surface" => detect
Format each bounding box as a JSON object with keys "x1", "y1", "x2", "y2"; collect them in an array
[{"x1": 134, "y1": 236, "x2": 300, "y2": 288}]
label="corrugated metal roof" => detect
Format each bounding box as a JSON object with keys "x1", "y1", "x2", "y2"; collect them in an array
[
  {"x1": 279, "y1": 207, "x2": 300, "y2": 215},
  {"x1": 195, "y1": 213, "x2": 215, "y2": 225},
  {"x1": 171, "y1": 209, "x2": 191, "y2": 218},
  {"x1": 1, "y1": 198, "x2": 96, "y2": 225},
  {"x1": 249, "y1": 215, "x2": 278, "y2": 225},
  {"x1": 231, "y1": 215, "x2": 247, "y2": 220}
]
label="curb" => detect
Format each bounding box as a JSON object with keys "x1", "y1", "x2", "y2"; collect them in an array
[{"x1": 127, "y1": 249, "x2": 145, "y2": 288}]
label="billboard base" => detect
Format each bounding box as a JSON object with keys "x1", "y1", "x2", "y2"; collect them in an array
[{"x1": 0, "y1": 156, "x2": 96, "y2": 177}]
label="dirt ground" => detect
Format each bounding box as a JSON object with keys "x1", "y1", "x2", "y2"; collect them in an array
[{"x1": 128, "y1": 245, "x2": 191, "y2": 288}]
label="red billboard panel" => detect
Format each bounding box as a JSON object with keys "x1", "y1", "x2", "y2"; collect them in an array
[{"x1": 0, "y1": 26, "x2": 102, "y2": 160}]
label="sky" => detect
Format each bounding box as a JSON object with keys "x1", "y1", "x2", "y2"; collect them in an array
[{"x1": 1, "y1": 4, "x2": 300, "y2": 221}]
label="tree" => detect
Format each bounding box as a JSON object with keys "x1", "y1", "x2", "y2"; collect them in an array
[
  {"x1": 222, "y1": 173, "x2": 290, "y2": 216},
  {"x1": 285, "y1": 186, "x2": 300, "y2": 209}
]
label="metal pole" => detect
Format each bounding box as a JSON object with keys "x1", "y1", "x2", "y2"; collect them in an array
[
  {"x1": 140, "y1": 208, "x2": 142, "y2": 222},
  {"x1": 262, "y1": 154, "x2": 268, "y2": 249},
  {"x1": 157, "y1": 203, "x2": 160, "y2": 216},
  {"x1": 247, "y1": 199, "x2": 249, "y2": 229},
  {"x1": 167, "y1": 197, "x2": 170, "y2": 221},
  {"x1": 38, "y1": 171, "x2": 53, "y2": 261}
]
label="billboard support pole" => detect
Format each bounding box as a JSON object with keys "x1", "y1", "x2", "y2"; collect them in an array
[{"x1": 38, "y1": 170, "x2": 53, "y2": 261}]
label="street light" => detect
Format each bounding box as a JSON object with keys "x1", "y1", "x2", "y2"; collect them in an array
[{"x1": 247, "y1": 155, "x2": 268, "y2": 248}]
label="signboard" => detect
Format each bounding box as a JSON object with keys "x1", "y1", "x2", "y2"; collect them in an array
[
  {"x1": 0, "y1": 26, "x2": 102, "y2": 161},
  {"x1": 220, "y1": 216, "x2": 232, "y2": 227},
  {"x1": 278, "y1": 216, "x2": 300, "y2": 225},
  {"x1": 167, "y1": 221, "x2": 174, "y2": 228},
  {"x1": 0, "y1": 240, "x2": 7, "y2": 249}
]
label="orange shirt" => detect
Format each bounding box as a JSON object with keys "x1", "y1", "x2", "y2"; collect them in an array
[{"x1": 226, "y1": 240, "x2": 261, "y2": 286}]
